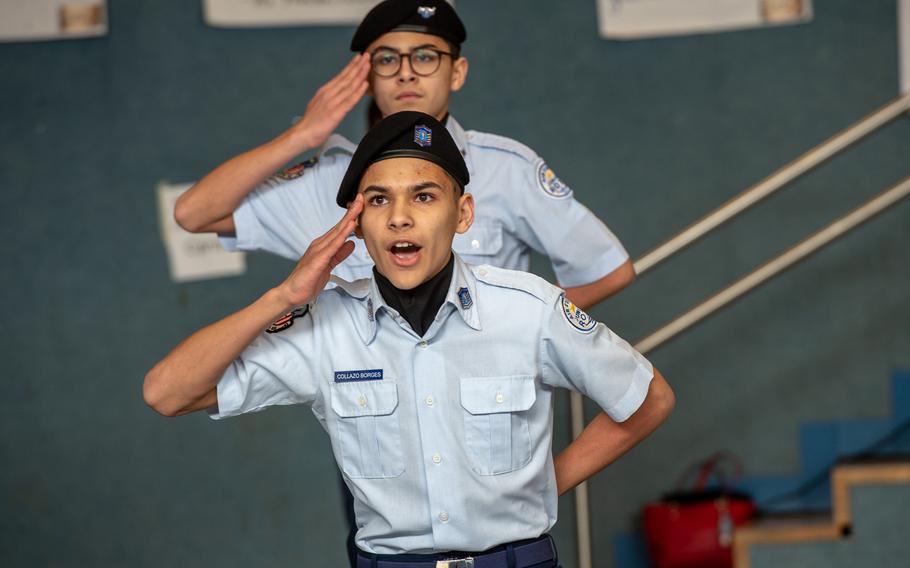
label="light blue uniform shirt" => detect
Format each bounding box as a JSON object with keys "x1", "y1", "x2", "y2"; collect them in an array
[
  {"x1": 210, "y1": 255, "x2": 653, "y2": 554},
  {"x1": 219, "y1": 117, "x2": 629, "y2": 287}
]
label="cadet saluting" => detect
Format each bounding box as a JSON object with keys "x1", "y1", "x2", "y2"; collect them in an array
[
  {"x1": 145, "y1": 112, "x2": 674, "y2": 567},
  {"x1": 174, "y1": 0, "x2": 635, "y2": 309}
]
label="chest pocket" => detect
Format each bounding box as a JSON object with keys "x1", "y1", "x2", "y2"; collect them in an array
[
  {"x1": 331, "y1": 382, "x2": 404, "y2": 479},
  {"x1": 460, "y1": 375, "x2": 536, "y2": 475},
  {"x1": 453, "y1": 222, "x2": 504, "y2": 260}
]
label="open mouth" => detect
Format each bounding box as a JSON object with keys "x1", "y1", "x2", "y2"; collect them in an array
[{"x1": 388, "y1": 241, "x2": 422, "y2": 266}]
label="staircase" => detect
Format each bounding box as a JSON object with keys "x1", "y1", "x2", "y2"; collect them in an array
[{"x1": 614, "y1": 370, "x2": 910, "y2": 568}]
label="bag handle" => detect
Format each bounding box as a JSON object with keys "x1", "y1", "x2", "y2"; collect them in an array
[{"x1": 675, "y1": 451, "x2": 744, "y2": 492}]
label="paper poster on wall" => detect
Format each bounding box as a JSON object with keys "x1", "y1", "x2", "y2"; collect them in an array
[
  {"x1": 157, "y1": 182, "x2": 246, "y2": 283},
  {"x1": 597, "y1": 0, "x2": 812, "y2": 40},
  {"x1": 0, "y1": 0, "x2": 107, "y2": 43},
  {"x1": 203, "y1": 0, "x2": 453, "y2": 28}
]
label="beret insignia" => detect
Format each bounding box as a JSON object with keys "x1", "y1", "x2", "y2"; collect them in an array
[{"x1": 414, "y1": 124, "x2": 432, "y2": 147}]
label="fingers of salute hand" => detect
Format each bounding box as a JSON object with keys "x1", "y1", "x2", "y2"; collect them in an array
[
  {"x1": 280, "y1": 195, "x2": 363, "y2": 307},
  {"x1": 316, "y1": 193, "x2": 363, "y2": 263},
  {"x1": 299, "y1": 54, "x2": 371, "y2": 147}
]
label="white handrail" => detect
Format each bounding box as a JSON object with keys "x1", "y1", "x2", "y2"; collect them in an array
[
  {"x1": 635, "y1": 176, "x2": 910, "y2": 354},
  {"x1": 633, "y1": 93, "x2": 910, "y2": 275}
]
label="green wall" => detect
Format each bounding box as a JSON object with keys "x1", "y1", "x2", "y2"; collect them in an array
[{"x1": 1, "y1": 1, "x2": 908, "y2": 566}]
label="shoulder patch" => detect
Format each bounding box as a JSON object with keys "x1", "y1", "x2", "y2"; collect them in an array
[
  {"x1": 560, "y1": 297, "x2": 596, "y2": 334},
  {"x1": 536, "y1": 159, "x2": 572, "y2": 199},
  {"x1": 465, "y1": 130, "x2": 538, "y2": 163},
  {"x1": 472, "y1": 264, "x2": 561, "y2": 305},
  {"x1": 266, "y1": 305, "x2": 309, "y2": 334},
  {"x1": 276, "y1": 157, "x2": 318, "y2": 180}
]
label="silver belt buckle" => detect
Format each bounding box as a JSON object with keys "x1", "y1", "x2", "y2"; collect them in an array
[{"x1": 435, "y1": 559, "x2": 474, "y2": 568}]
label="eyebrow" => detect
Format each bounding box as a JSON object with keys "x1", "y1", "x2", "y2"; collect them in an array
[
  {"x1": 371, "y1": 43, "x2": 445, "y2": 53},
  {"x1": 362, "y1": 181, "x2": 446, "y2": 194}
]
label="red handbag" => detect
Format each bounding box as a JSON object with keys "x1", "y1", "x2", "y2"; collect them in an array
[{"x1": 642, "y1": 452, "x2": 756, "y2": 568}]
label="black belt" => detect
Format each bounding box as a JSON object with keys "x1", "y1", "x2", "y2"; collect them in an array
[{"x1": 355, "y1": 534, "x2": 557, "y2": 568}]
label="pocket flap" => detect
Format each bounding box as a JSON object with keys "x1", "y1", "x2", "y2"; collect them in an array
[
  {"x1": 460, "y1": 375, "x2": 537, "y2": 415},
  {"x1": 453, "y1": 222, "x2": 504, "y2": 256},
  {"x1": 331, "y1": 382, "x2": 399, "y2": 418}
]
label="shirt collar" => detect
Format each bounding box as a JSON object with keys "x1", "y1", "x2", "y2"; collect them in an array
[
  {"x1": 445, "y1": 115, "x2": 475, "y2": 178},
  {"x1": 359, "y1": 253, "x2": 482, "y2": 345}
]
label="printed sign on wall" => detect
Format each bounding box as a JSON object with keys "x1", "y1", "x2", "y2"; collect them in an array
[
  {"x1": 0, "y1": 0, "x2": 107, "y2": 42},
  {"x1": 157, "y1": 182, "x2": 246, "y2": 283},
  {"x1": 597, "y1": 0, "x2": 812, "y2": 40},
  {"x1": 203, "y1": 0, "x2": 377, "y2": 27},
  {"x1": 203, "y1": 0, "x2": 453, "y2": 28}
]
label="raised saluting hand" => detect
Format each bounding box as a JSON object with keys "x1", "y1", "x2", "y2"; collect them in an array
[
  {"x1": 275, "y1": 194, "x2": 364, "y2": 308},
  {"x1": 291, "y1": 53, "x2": 372, "y2": 150}
]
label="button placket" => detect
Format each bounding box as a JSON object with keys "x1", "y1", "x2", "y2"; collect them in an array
[{"x1": 413, "y1": 344, "x2": 456, "y2": 543}]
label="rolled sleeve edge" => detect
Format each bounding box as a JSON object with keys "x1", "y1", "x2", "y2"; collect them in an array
[
  {"x1": 604, "y1": 363, "x2": 654, "y2": 423},
  {"x1": 555, "y1": 246, "x2": 630, "y2": 288}
]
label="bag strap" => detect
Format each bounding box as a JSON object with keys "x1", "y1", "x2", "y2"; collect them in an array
[{"x1": 676, "y1": 451, "x2": 744, "y2": 492}]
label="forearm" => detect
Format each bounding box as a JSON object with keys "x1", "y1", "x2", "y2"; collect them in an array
[
  {"x1": 174, "y1": 128, "x2": 316, "y2": 233},
  {"x1": 174, "y1": 54, "x2": 370, "y2": 234},
  {"x1": 143, "y1": 288, "x2": 293, "y2": 417},
  {"x1": 554, "y1": 369, "x2": 674, "y2": 495},
  {"x1": 562, "y1": 259, "x2": 635, "y2": 310}
]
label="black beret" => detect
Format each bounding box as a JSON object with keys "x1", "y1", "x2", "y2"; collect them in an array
[
  {"x1": 336, "y1": 111, "x2": 469, "y2": 207},
  {"x1": 350, "y1": 0, "x2": 466, "y2": 52}
]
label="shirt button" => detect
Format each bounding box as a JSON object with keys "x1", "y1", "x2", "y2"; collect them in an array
[
  {"x1": 495, "y1": 392, "x2": 504, "y2": 404},
  {"x1": 438, "y1": 511, "x2": 450, "y2": 523},
  {"x1": 432, "y1": 453, "x2": 442, "y2": 464},
  {"x1": 357, "y1": 395, "x2": 367, "y2": 408},
  {"x1": 471, "y1": 239, "x2": 480, "y2": 249},
  {"x1": 478, "y1": 269, "x2": 487, "y2": 277},
  {"x1": 418, "y1": 340, "x2": 429, "y2": 348},
  {"x1": 425, "y1": 395, "x2": 435, "y2": 406}
]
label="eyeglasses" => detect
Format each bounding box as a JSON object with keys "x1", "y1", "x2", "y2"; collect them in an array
[{"x1": 369, "y1": 47, "x2": 455, "y2": 77}]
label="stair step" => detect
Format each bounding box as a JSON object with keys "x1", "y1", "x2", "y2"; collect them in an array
[{"x1": 733, "y1": 460, "x2": 910, "y2": 568}]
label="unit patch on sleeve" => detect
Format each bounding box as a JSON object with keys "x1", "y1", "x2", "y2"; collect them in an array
[
  {"x1": 276, "y1": 156, "x2": 318, "y2": 180},
  {"x1": 561, "y1": 297, "x2": 596, "y2": 333},
  {"x1": 265, "y1": 306, "x2": 309, "y2": 334},
  {"x1": 536, "y1": 160, "x2": 572, "y2": 199}
]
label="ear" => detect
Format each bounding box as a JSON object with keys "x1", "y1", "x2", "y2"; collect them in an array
[
  {"x1": 449, "y1": 56, "x2": 468, "y2": 93},
  {"x1": 455, "y1": 192, "x2": 474, "y2": 234}
]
